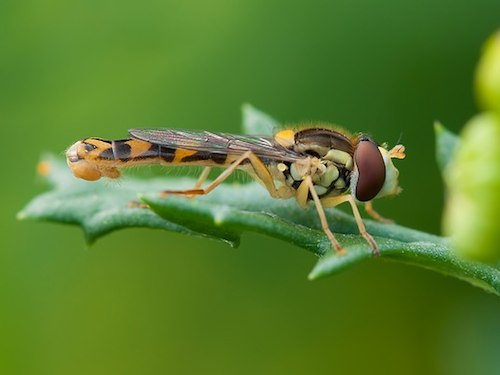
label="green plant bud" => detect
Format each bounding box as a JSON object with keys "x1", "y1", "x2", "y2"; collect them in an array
[
  {"x1": 475, "y1": 30, "x2": 500, "y2": 112},
  {"x1": 443, "y1": 112, "x2": 500, "y2": 262}
]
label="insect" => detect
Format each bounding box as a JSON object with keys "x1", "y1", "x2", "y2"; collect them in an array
[{"x1": 66, "y1": 125, "x2": 405, "y2": 255}]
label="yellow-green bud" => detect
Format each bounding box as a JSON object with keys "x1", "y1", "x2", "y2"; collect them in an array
[
  {"x1": 475, "y1": 30, "x2": 500, "y2": 112},
  {"x1": 443, "y1": 113, "x2": 500, "y2": 262}
]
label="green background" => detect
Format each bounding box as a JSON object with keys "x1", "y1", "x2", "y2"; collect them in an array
[{"x1": 2, "y1": 0, "x2": 500, "y2": 374}]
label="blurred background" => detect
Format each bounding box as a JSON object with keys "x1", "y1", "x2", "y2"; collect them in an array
[{"x1": 2, "y1": 0, "x2": 500, "y2": 374}]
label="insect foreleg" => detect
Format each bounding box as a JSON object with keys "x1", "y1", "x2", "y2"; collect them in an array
[
  {"x1": 364, "y1": 201, "x2": 394, "y2": 224},
  {"x1": 321, "y1": 194, "x2": 379, "y2": 256},
  {"x1": 161, "y1": 151, "x2": 279, "y2": 198}
]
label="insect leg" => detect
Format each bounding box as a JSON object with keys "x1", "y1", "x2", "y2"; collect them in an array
[
  {"x1": 303, "y1": 176, "x2": 345, "y2": 255},
  {"x1": 364, "y1": 201, "x2": 394, "y2": 224},
  {"x1": 128, "y1": 167, "x2": 213, "y2": 206},
  {"x1": 322, "y1": 195, "x2": 380, "y2": 256},
  {"x1": 183, "y1": 167, "x2": 213, "y2": 199},
  {"x1": 193, "y1": 167, "x2": 212, "y2": 189},
  {"x1": 161, "y1": 151, "x2": 279, "y2": 197}
]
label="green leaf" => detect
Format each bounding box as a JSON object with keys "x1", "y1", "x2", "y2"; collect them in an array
[
  {"x1": 19, "y1": 151, "x2": 500, "y2": 295},
  {"x1": 241, "y1": 103, "x2": 279, "y2": 135},
  {"x1": 309, "y1": 237, "x2": 500, "y2": 296},
  {"x1": 18, "y1": 155, "x2": 208, "y2": 244},
  {"x1": 434, "y1": 121, "x2": 460, "y2": 173},
  {"x1": 141, "y1": 189, "x2": 442, "y2": 254}
]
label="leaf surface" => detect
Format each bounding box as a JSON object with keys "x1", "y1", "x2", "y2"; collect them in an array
[{"x1": 18, "y1": 119, "x2": 500, "y2": 295}]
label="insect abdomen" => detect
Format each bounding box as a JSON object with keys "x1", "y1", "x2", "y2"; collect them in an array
[{"x1": 66, "y1": 137, "x2": 231, "y2": 181}]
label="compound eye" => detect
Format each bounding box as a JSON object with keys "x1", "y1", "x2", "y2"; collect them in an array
[{"x1": 354, "y1": 138, "x2": 386, "y2": 201}]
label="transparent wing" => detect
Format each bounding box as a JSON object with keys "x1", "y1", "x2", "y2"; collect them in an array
[{"x1": 129, "y1": 128, "x2": 303, "y2": 162}]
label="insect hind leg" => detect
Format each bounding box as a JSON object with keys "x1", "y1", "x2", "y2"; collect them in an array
[
  {"x1": 160, "y1": 151, "x2": 279, "y2": 198},
  {"x1": 161, "y1": 166, "x2": 213, "y2": 197}
]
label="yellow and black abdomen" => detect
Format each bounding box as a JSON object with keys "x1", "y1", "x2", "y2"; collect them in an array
[{"x1": 66, "y1": 137, "x2": 232, "y2": 181}]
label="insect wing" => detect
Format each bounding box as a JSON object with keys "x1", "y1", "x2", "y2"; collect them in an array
[{"x1": 129, "y1": 128, "x2": 302, "y2": 162}]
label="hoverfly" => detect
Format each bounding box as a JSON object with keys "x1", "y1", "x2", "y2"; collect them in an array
[{"x1": 66, "y1": 125, "x2": 405, "y2": 255}]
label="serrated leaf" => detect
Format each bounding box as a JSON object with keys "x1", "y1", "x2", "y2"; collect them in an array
[
  {"x1": 142, "y1": 188, "x2": 443, "y2": 252},
  {"x1": 309, "y1": 237, "x2": 500, "y2": 296},
  {"x1": 18, "y1": 155, "x2": 209, "y2": 244},
  {"x1": 18, "y1": 125, "x2": 500, "y2": 296},
  {"x1": 18, "y1": 117, "x2": 500, "y2": 294}
]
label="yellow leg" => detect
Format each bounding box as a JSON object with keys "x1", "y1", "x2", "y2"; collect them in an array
[
  {"x1": 193, "y1": 167, "x2": 212, "y2": 189},
  {"x1": 322, "y1": 194, "x2": 380, "y2": 256},
  {"x1": 295, "y1": 177, "x2": 310, "y2": 209},
  {"x1": 128, "y1": 201, "x2": 150, "y2": 209},
  {"x1": 303, "y1": 176, "x2": 345, "y2": 255},
  {"x1": 183, "y1": 167, "x2": 213, "y2": 199},
  {"x1": 161, "y1": 151, "x2": 280, "y2": 198},
  {"x1": 130, "y1": 167, "x2": 213, "y2": 207},
  {"x1": 364, "y1": 201, "x2": 394, "y2": 224}
]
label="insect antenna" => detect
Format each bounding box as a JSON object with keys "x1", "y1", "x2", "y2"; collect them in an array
[{"x1": 395, "y1": 132, "x2": 403, "y2": 145}]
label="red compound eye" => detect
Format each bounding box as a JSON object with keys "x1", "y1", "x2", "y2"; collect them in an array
[{"x1": 354, "y1": 137, "x2": 386, "y2": 201}]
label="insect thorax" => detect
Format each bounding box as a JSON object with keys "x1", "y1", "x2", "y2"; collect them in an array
[{"x1": 274, "y1": 127, "x2": 357, "y2": 198}]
